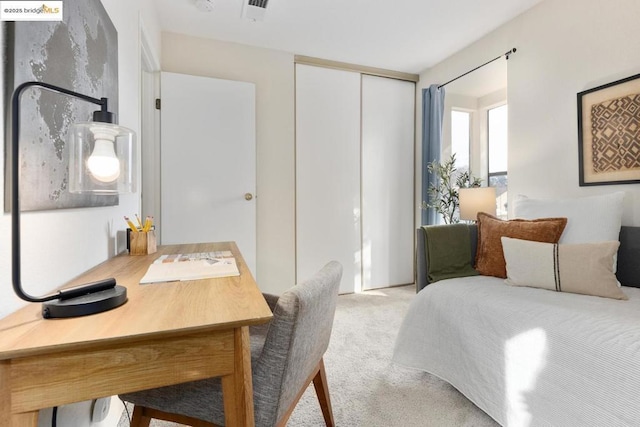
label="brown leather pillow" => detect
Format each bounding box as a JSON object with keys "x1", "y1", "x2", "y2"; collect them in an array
[{"x1": 475, "y1": 212, "x2": 567, "y2": 278}]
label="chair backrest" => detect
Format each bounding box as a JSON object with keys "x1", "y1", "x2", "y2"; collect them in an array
[{"x1": 252, "y1": 261, "x2": 343, "y2": 426}]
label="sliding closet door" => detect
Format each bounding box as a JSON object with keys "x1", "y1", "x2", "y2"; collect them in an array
[
  {"x1": 361, "y1": 75, "x2": 415, "y2": 289},
  {"x1": 296, "y1": 64, "x2": 361, "y2": 293}
]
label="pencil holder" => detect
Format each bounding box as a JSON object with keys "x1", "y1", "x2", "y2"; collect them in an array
[{"x1": 129, "y1": 230, "x2": 157, "y2": 255}]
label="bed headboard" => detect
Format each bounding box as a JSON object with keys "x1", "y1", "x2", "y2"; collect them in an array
[
  {"x1": 416, "y1": 225, "x2": 640, "y2": 292},
  {"x1": 616, "y1": 226, "x2": 640, "y2": 288}
]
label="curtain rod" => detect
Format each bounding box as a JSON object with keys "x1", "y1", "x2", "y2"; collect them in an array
[{"x1": 438, "y1": 47, "x2": 516, "y2": 89}]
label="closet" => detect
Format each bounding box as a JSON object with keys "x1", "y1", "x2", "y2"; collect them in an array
[{"x1": 295, "y1": 63, "x2": 415, "y2": 293}]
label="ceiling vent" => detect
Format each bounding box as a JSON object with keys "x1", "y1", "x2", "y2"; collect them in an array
[
  {"x1": 242, "y1": 0, "x2": 269, "y2": 21},
  {"x1": 195, "y1": 0, "x2": 214, "y2": 12}
]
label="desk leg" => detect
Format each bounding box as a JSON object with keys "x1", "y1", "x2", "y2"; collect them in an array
[
  {"x1": 221, "y1": 326, "x2": 255, "y2": 427},
  {"x1": 9, "y1": 412, "x2": 38, "y2": 426},
  {"x1": 1, "y1": 362, "x2": 38, "y2": 427}
]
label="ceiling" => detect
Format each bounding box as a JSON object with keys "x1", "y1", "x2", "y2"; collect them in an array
[{"x1": 154, "y1": 0, "x2": 543, "y2": 74}]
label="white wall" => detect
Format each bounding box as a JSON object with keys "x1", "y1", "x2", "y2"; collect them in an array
[
  {"x1": 417, "y1": 0, "x2": 640, "y2": 225},
  {"x1": 161, "y1": 32, "x2": 296, "y2": 295},
  {"x1": 0, "y1": 0, "x2": 161, "y2": 425},
  {"x1": 0, "y1": 0, "x2": 160, "y2": 316}
]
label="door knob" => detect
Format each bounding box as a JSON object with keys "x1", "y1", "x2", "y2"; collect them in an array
[{"x1": 244, "y1": 193, "x2": 253, "y2": 201}]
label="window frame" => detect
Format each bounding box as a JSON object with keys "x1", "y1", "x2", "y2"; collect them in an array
[
  {"x1": 486, "y1": 102, "x2": 508, "y2": 219},
  {"x1": 450, "y1": 108, "x2": 473, "y2": 174},
  {"x1": 487, "y1": 103, "x2": 508, "y2": 179}
]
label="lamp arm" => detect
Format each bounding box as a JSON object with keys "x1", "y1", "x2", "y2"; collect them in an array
[
  {"x1": 11, "y1": 81, "x2": 114, "y2": 303},
  {"x1": 15, "y1": 81, "x2": 106, "y2": 110}
]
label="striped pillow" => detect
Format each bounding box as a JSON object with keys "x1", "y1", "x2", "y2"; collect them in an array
[{"x1": 501, "y1": 237, "x2": 627, "y2": 300}]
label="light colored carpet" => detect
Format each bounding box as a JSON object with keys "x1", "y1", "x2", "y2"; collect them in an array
[{"x1": 119, "y1": 285, "x2": 498, "y2": 427}]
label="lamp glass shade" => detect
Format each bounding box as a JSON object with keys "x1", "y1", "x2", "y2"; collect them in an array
[
  {"x1": 69, "y1": 122, "x2": 137, "y2": 194},
  {"x1": 459, "y1": 187, "x2": 497, "y2": 221}
]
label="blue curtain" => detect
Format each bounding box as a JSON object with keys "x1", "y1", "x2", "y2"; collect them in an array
[{"x1": 421, "y1": 84, "x2": 445, "y2": 225}]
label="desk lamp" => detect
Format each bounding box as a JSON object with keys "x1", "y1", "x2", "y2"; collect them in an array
[
  {"x1": 11, "y1": 81, "x2": 136, "y2": 318},
  {"x1": 459, "y1": 187, "x2": 497, "y2": 222}
]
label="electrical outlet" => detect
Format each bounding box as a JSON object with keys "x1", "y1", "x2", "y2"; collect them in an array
[{"x1": 91, "y1": 398, "x2": 111, "y2": 423}]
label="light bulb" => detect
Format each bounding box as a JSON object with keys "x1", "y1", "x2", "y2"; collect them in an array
[{"x1": 87, "y1": 126, "x2": 120, "y2": 183}]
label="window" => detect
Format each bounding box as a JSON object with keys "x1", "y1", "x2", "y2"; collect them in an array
[
  {"x1": 451, "y1": 110, "x2": 471, "y2": 175},
  {"x1": 488, "y1": 104, "x2": 508, "y2": 218},
  {"x1": 445, "y1": 97, "x2": 507, "y2": 220}
]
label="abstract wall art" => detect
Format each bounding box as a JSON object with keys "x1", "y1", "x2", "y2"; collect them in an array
[
  {"x1": 2, "y1": 0, "x2": 119, "y2": 211},
  {"x1": 578, "y1": 73, "x2": 640, "y2": 186}
]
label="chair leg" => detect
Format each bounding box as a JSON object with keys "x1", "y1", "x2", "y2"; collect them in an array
[
  {"x1": 130, "y1": 406, "x2": 152, "y2": 427},
  {"x1": 312, "y1": 358, "x2": 335, "y2": 427},
  {"x1": 129, "y1": 405, "x2": 217, "y2": 427},
  {"x1": 275, "y1": 358, "x2": 334, "y2": 427}
]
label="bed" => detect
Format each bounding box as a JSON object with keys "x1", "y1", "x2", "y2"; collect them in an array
[{"x1": 393, "y1": 224, "x2": 640, "y2": 427}]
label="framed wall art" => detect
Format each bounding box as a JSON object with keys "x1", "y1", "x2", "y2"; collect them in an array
[
  {"x1": 2, "y1": 0, "x2": 119, "y2": 211},
  {"x1": 578, "y1": 73, "x2": 640, "y2": 186}
]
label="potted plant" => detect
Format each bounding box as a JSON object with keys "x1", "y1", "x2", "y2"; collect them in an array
[{"x1": 422, "y1": 154, "x2": 482, "y2": 224}]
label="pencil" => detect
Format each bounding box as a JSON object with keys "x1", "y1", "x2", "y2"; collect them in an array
[
  {"x1": 124, "y1": 216, "x2": 138, "y2": 232},
  {"x1": 143, "y1": 216, "x2": 153, "y2": 232}
]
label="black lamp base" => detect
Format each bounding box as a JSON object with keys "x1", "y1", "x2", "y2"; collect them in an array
[{"x1": 42, "y1": 285, "x2": 128, "y2": 319}]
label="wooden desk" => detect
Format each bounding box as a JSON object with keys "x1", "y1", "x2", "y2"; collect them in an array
[{"x1": 0, "y1": 242, "x2": 272, "y2": 426}]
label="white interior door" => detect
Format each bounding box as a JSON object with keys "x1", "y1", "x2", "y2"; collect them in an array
[
  {"x1": 295, "y1": 64, "x2": 361, "y2": 293},
  {"x1": 361, "y1": 75, "x2": 415, "y2": 289},
  {"x1": 160, "y1": 72, "x2": 256, "y2": 274}
]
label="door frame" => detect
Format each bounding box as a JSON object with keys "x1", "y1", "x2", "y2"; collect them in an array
[{"x1": 140, "y1": 21, "x2": 161, "y2": 241}]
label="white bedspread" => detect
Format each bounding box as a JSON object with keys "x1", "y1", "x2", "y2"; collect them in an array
[{"x1": 392, "y1": 276, "x2": 640, "y2": 427}]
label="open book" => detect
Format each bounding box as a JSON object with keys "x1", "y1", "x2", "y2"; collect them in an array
[{"x1": 140, "y1": 251, "x2": 240, "y2": 284}]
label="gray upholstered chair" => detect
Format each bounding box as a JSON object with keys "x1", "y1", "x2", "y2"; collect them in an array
[{"x1": 120, "y1": 261, "x2": 343, "y2": 427}]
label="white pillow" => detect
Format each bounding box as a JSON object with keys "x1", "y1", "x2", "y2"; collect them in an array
[
  {"x1": 501, "y1": 237, "x2": 627, "y2": 300},
  {"x1": 513, "y1": 192, "x2": 624, "y2": 279},
  {"x1": 513, "y1": 192, "x2": 624, "y2": 244}
]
